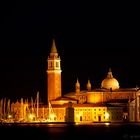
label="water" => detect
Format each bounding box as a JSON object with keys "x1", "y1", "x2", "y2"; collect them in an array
[{"x1": 1, "y1": 123, "x2": 140, "y2": 140}]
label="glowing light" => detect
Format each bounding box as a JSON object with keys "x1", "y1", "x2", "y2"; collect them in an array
[
  {"x1": 105, "y1": 122, "x2": 110, "y2": 126},
  {"x1": 49, "y1": 113, "x2": 56, "y2": 121},
  {"x1": 105, "y1": 112, "x2": 109, "y2": 119},
  {"x1": 75, "y1": 122, "x2": 80, "y2": 125},
  {"x1": 8, "y1": 114, "x2": 12, "y2": 119},
  {"x1": 76, "y1": 114, "x2": 80, "y2": 118},
  {"x1": 28, "y1": 113, "x2": 35, "y2": 120}
]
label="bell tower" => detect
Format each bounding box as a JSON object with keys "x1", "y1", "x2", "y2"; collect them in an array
[{"x1": 47, "y1": 39, "x2": 62, "y2": 103}]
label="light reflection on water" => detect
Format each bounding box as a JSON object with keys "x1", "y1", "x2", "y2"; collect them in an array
[{"x1": 1, "y1": 123, "x2": 140, "y2": 140}]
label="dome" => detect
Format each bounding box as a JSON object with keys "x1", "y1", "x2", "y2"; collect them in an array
[{"x1": 101, "y1": 68, "x2": 119, "y2": 90}]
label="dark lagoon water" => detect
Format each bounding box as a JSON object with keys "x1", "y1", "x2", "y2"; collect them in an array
[{"x1": 1, "y1": 122, "x2": 140, "y2": 140}]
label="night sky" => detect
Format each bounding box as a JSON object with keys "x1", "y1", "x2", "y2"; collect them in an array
[{"x1": 1, "y1": 1, "x2": 140, "y2": 103}]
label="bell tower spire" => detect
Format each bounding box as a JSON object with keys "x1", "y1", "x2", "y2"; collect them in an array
[
  {"x1": 50, "y1": 39, "x2": 58, "y2": 58},
  {"x1": 47, "y1": 39, "x2": 62, "y2": 103}
]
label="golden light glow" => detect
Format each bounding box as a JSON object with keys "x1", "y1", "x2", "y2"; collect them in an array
[
  {"x1": 105, "y1": 122, "x2": 110, "y2": 126},
  {"x1": 76, "y1": 114, "x2": 80, "y2": 118},
  {"x1": 105, "y1": 112, "x2": 109, "y2": 119},
  {"x1": 75, "y1": 122, "x2": 80, "y2": 125},
  {"x1": 28, "y1": 113, "x2": 35, "y2": 120},
  {"x1": 8, "y1": 114, "x2": 12, "y2": 119},
  {"x1": 49, "y1": 113, "x2": 56, "y2": 121}
]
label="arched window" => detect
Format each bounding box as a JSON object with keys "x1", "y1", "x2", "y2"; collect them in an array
[{"x1": 56, "y1": 62, "x2": 59, "y2": 67}]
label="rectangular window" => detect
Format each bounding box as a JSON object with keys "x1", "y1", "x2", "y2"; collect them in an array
[{"x1": 49, "y1": 62, "x2": 53, "y2": 67}]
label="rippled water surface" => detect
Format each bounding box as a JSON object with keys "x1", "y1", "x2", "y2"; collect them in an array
[{"x1": 1, "y1": 123, "x2": 140, "y2": 140}]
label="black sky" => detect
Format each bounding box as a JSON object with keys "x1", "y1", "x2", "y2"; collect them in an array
[{"x1": 1, "y1": 1, "x2": 140, "y2": 102}]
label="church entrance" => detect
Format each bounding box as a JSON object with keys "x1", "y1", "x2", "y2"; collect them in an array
[
  {"x1": 80, "y1": 116, "x2": 82, "y2": 121},
  {"x1": 98, "y1": 115, "x2": 101, "y2": 122}
]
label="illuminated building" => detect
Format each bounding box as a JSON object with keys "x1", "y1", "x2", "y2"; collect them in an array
[
  {"x1": 47, "y1": 39, "x2": 140, "y2": 123},
  {"x1": 0, "y1": 39, "x2": 140, "y2": 123}
]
